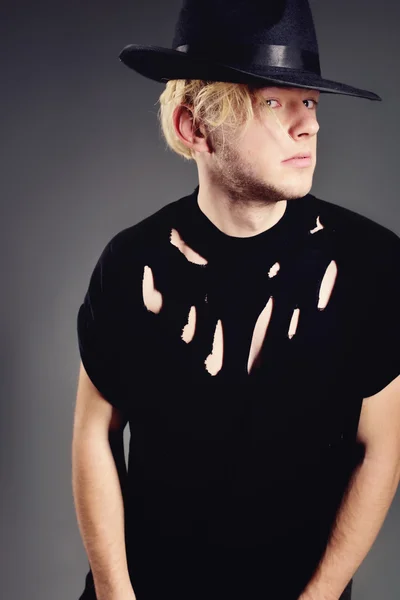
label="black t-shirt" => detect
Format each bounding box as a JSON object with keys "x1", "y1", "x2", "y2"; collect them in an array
[{"x1": 77, "y1": 185, "x2": 400, "y2": 600}]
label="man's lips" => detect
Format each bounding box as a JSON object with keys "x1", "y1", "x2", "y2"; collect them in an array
[
  {"x1": 282, "y1": 155, "x2": 312, "y2": 167},
  {"x1": 283, "y1": 152, "x2": 311, "y2": 161}
]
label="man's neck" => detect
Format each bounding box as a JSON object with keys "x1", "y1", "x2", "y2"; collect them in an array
[{"x1": 196, "y1": 181, "x2": 288, "y2": 239}]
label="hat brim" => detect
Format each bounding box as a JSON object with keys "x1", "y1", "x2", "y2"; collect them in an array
[{"x1": 119, "y1": 44, "x2": 382, "y2": 101}]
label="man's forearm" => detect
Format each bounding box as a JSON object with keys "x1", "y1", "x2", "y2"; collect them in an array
[
  {"x1": 302, "y1": 455, "x2": 400, "y2": 600},
  {"x1": 72, "y1": 431, "x2": 135, "y2": 600}
]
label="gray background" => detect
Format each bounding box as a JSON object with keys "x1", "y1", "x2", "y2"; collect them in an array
[{"x1": 1, "y1": 0, "x2": 399, "y2": 598}]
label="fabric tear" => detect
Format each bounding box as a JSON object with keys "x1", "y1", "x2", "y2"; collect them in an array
[
  {"x1": 170, "y1": 228, "x2": 208, "y2": 265},
  {"x1": 247, "y1": 296, "x2": 274, "y2": 374},
  {"x1": 268, "y1": 262, "x2": 280, "y2": 278},
  {"x1": 318, "y1": 260, "x2": 337, "y2": 310},
  {"x1": 310, "y1": 215, "x2": 324, "y2": 234},
  {"x1": 142, "y1": 265, "x2": 163, "y2": 314},
  {"x1": 181, "y1": 305, "x2": 197, "y2": 343},
  {"x1": 204, "y1": 319, "x2": 224, "y2": 375},
  {"x1": 288, "y1": 307, "x2": 300, "y2": 339}
]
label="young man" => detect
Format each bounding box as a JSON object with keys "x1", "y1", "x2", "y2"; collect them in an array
[{"x1": 72, "y1": 1, "x2": 400, "y2": 600}]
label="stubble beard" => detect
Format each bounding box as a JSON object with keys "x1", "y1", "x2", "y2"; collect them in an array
[{"x1": 208, "y1": 129, "x2": 300, "y2": 209}]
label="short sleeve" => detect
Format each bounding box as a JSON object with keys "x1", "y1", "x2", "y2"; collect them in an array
[
  {"x1": 358, "y1": 231, "x2": 400, "y2": 399},
  {"x1": 77, "y1": 233, "x2": 131, "y2": 412}
]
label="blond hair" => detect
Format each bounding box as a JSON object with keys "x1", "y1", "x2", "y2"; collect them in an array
[{"x1": 156, "y1": 79, "x2": 292, "y2": 161}]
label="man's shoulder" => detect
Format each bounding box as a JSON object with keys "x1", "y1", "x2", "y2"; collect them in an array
[
  {"x1": 307, "y1": 193, "x2": 400, "y2": 257},
  {"x1": 102, "y1": 189, "x2": 193, "y2": 258}
]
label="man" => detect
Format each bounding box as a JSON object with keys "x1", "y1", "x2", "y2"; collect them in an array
[{"x1": 72, "y1": 1, "x2": 400, "y2": 600}]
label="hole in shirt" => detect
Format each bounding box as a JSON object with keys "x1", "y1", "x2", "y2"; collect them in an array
[
  {"x1": 318, "y1": 260, "x2": 337, "y2": 310},
  {"x1": 310, "y1": 215, "x2": 324, "y2": 234},
  {"x1": 288, "y1": 307, "x2": 300, "y2": 339},
  {"x1": 142, "y1": 265, "x2": 163, "y2": 313},
  {"x1": 268, "y1": 262, "x2": 280, "y2": 278},
  {"x1": 247, "y1": 296, "x2": 274, "y2": 374},
  {"x1": 170, "y1": 228, "x2": 208, "y2": 265},
  {"x1": 181, "y1": 305, "x2": 197, "y2": 343},
  {"x1": 204, "y1": 319, "x2": 224, "y2": 375}
]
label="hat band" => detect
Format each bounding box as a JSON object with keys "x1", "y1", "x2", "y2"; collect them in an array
[{"x1": 174, "y1": 43, "x2": 321, "y2": 75}]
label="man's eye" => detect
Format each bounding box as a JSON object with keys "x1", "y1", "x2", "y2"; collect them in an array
[
  {"x1": 304, "y1": 99, "x2": 319, "y2": 109},
  {"x1": 265, "y1": 99, "x2": 319, "y2": 109},
  {"x1": 265, "y1": 99, "x2": 279, "y2": 107}
]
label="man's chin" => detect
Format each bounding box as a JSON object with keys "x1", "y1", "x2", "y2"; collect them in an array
[{"x1": 280, "y1": 178, "x2": 313, "y2": 200}]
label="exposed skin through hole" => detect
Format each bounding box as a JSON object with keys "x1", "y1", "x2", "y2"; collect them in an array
[
  {"x1": 204, "y1": 319, "x2": 224, "y2": 375},
  {"x1": 170, "y1": 228, "x2": 208, "y2": 265},
  {"x1": 318, "y1": 260, "x2": 338, "y2": 310},
  {"x1": 247, "y1": 296, "x2": 274, "y2": 374},
  {"x1": 181, "y1": 305, "x2": 197, "y2": 343},
  {"x1": 142, "y1": 265, "x2": 163, "y2": 314},
  {"x1": 268, "y1": 262, "x2": 280, "y2": 278},
  {"x1": 288, "y1": 307, "x2": 300, "y2": 339},
  {"x1": 310, "y1": 215, "x2": 324, "y2": 234}
]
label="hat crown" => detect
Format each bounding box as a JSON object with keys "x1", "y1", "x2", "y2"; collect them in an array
[
  {"x1": 171, "y1": 0, "x2": 319, "y2": 54},
  {"x1": 118, "y1": 0, "x2": 381, "y2": 102}
]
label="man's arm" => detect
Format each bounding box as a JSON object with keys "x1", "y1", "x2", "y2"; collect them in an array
[
  {"x1": 300, "y1": 374, "x2": 400, "y2": 600},
  {"x1": 72, "y1": 361, "x2": 136, "y2": 600}
]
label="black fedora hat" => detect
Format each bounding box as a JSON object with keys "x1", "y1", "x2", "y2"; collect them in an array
[{"x1": 119, "y1": 0, "x2": 381, "y2": 101}]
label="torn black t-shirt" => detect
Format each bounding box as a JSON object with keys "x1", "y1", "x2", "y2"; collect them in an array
[{"x1": 77, "y1": 185, "x2": 400, "y2": 600}]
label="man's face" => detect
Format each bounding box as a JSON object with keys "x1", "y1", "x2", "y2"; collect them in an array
[{"x1": 203, "y1": 85, "x2": 320, "y2": 206}]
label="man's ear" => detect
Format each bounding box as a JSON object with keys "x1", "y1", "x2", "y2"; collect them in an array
[
  {"x1": 173, "y1": 104, "x2": 194, "y2": 145},
  {"x1": 183, "y1": 105, "x2": 207, "y2": 141},
  {"x1": 174, "y1": 104, "x2": 212, "y2": 154}
]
